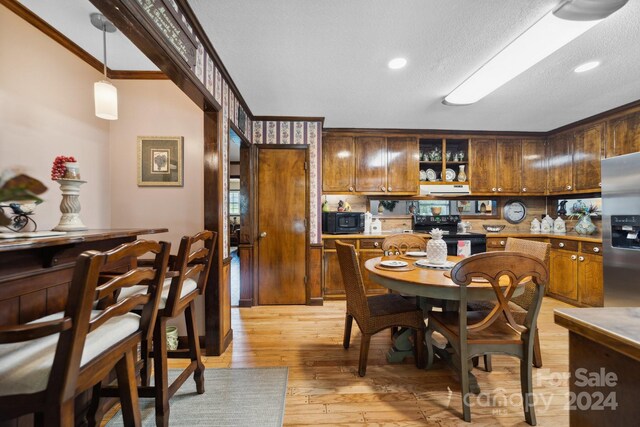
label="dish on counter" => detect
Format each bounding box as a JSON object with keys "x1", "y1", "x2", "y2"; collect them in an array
[
  {"x1": 445, "y1": 168, "x2": 456, "y2": 181},
  {"x1": 426, "y1": 169, "x2": 437, "y2": 182},
  {"x1": 482, "y1": 224, "x2": 506, "y2": 232},
  {"x1": 405, "y1": 251, "x2": 428, "y2": 257},
  {"x1": 379, "y1": 260, "x2": 408, "y2": 268}
]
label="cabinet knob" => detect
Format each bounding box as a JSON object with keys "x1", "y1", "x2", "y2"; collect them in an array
[
  {"x1": 498, "y1": 187, "x2": 502, "y2": 192},
  {"x1": 578, "y1": 256, "x2": 585, "y2": 262},
  {"x1": 593, "y1": 247, "x2": 600, "y2": 253},
  {"x1": 522, "y1": 187, "x2": 527, "y2": 192},
  {"x1": 559, "y1": 242, "x2": 565, "y2": 248},
  {"x1": 566, "y1": 185, "x2": 572, "y2": 190},
  {"x1": 500, "y1": 241, "x2": 505, "y2": 246},
  {"x1": 492, "y1": 188, "x2": 497, "y2": 192},
  {"x1": 374, "y1": 242, "x2": 379, "y2": 247},
  {"x1": 349, "y1": 186, "x2": 354, "y2": 192},
  {"x1": 388, "y1": 186, "x2": 392, "y2": 191},
  {"x1": 571, "y1": 255, "x2": 577, "y2": 261},
  {"x1": 599, "y1": 182, "x2": 602, "y2": 187},
  {"x1": 259, "y1": 232, "x2": 267, "y2": 239}
]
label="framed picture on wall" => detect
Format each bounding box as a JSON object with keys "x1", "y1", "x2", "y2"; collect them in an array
[{"x1": 137, "y1": 136, "x2": 184, "y2": 186}]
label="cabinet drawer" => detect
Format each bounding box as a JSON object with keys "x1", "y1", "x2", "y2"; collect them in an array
[
  {"x1": 551, "y1": 239, "x2": 579, "y2": 251},
  {"x1": 360, "y1": 239, "x2": 384, "y2": 249},
  {"x1": 581, "y1": 242, "x2": 602, "y2": 256},
  {"x1": 324, "y1": 239, "x2": 356, "y2": 249},
  {"x1": 486, "y1": 238, "x2": 508, "y2": 249}
]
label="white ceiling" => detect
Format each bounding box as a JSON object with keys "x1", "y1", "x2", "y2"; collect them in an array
[{"x1": 16, "y1": 0, "x2": 640, "y2": 132}]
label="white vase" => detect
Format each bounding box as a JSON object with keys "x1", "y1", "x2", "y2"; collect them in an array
[
  {"x1": 457, "y1": 165, "x2": 467, "y2": 182},
  {"x1": 427, "y1": 228, "x2": 448, "y2": 265}
]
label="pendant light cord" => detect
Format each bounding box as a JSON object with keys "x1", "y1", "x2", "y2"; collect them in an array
[{"x1": 102, "y1": 24, "x2": 107, "y2": 77}]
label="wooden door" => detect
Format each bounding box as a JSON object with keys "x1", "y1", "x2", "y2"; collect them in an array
[
  {"x1": 521, "y1": 139, "x2": 547, "y2": 194},
  {"x1": 322, "y1": 136, "x2": 354, "y2": 192},
  {"x1": 469, "y1": 138, "x2": 497, "y2": 194},
  {"x1": 257, "y1": 148, "x2": 307, "y2": 305},
  {"x1": 607, "y1": 111, "x2": 640, "y2": 157},
  {"x1": 496, "y1": 139, "x2": 521, "y2": 194},
  {"x1": 549, "y1": 249, "x2": 578, "y2": 301},
  {"x1": 578, "y1": 253, "x2": 603, "y2": 307},
  {"x1": 547, "y1": 133, "x2": 574, "y2": 193},
  {"x1": 355, "y1": 136, "x2": 386, "y2": 193},
  {"x1": 574, "y1": 123, "x2": 604, "y2": 191},
  {"x1": 386, "y1": 137, "x2": 419, "y2": 194}
]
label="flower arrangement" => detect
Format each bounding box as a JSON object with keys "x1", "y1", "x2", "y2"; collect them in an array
[
  {"x1": 379, "y1": 200, "x2": 398, "y2": 212},
  {"x1": 568, "y1": 200, "x2": 598, "y2": 219},
  {"x1": 51, "y1": 155, "x2": 76, "y2": 180}
]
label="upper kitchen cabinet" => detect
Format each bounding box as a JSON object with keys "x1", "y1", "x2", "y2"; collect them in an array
[
  {"x1": 386, "y1": 137, "x2": 419, "y2": 193},
  {"x1": 322, "y1": 135, "x2": 354, "y2": 193},
  {"x1": 469, "y1": 138, "x2": 526, "y2": 195},
  {"x1": 419, "y1": 138, "x2": 469, "y2": 185},
  {"x1": 521, "y1": 138, "x2": 547, "y2": 195},
  {"x1": 354, "y1": 136, "x2": 386, "y2": 193},
  {"x1": 573, "y1": 122, "x2": 604, "y2": 192},
  {"x1": 322, "y1": 133, "x2": 418, "y2": 195},
  {"x1": 547, "y1": 132, "x2": 574, "y2": 194},
  {"x1": 607, "y1": 110, "x2": 640, "y2": 157}
]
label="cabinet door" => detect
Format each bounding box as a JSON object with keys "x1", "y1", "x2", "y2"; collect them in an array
[
  {"x1": 323, "y1": 251, "x2": 345, "y2": 296},
  {"x1": 322, "y1": 136, "x2": 354, "y2": 193},
  {"x1": 521, "y1": 139, "x2": 547, "y2": 194},
  {"x1": 359, "y1": 250, "x2": 387, "y2": 294},
  {"x1": 578, "y1": 253, "x2": 603, "y2": 307},
  {"x1": 469, "y1": 138, "x2": 497, "y2": 194},
  {"x1": 547, "y1": 133, "x2": 574, "y2": 193},
  {"x1": 496, "y1": 139, "x2": 521, "y2": 194},
  {"x1": 386, "y1": 137, "x2": 419, "y2": 194},
  {"x1": 549, "y1": 249, "x2": 578, "y2": 301},
  {"x1": 607, "y1": 111, "x2": 640, "y2": 157},
  {"x1": 355, "y1": 136, "x2": 386, "y2": 193},
  {"x1": 574, "y1": 123, "x2": 604, "y2": 192}
]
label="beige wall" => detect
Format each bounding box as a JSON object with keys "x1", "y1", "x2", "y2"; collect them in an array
[{"x1": 0, "y1": 6, "x2": 110, "y2": 230}]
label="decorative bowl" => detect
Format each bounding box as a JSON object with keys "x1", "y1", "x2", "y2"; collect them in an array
[{"x1": 482, "y1": 224, "x2": 505, "y2": 232}]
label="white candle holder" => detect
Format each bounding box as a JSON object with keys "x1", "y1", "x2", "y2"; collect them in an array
[{"x1": 53, "y1": 179, "x2": 88, "y2": 231}]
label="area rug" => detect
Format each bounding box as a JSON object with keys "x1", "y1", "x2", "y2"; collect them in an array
[{"x1": 106, "y1": 367, "x2": 288, "y2": 426}]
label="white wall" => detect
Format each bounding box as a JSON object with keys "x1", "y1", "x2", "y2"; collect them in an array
[{"x1": 0, "y1": 6, "x2": 110, "y2": 230}]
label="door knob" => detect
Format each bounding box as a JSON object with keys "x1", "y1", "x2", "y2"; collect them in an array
[{"x1": 259, "y1": 232, "x2": 267, "y2": 239}]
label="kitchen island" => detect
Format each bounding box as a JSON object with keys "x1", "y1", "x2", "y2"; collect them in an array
[{"x1": 554, "y1": 307, "x2": 640, "y2": 426}]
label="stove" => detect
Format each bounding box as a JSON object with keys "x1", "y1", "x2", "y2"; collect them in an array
[{"x1": 412, "y1": 214, "x2": 487, "y2": 255}]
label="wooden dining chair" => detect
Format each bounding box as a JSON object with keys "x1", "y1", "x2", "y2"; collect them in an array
[
  {"x1": 425, "y1": 251, "x2": 548, "y2": 424},
  {"x1": 382, "y1": 233, "x2": 426, "y2": 255},
  {"x1": 335, "y1": 241, "x2": 425, "y2": 377},
  {"x1": 469, "y1": 238, "x2": 550, "y2": 370},
  {"x1": 104, "y1": 230, "x2": 217, "y2": 427},
  {"x1": 0, "y1": 239, "x2": 170, "y2": 427}
]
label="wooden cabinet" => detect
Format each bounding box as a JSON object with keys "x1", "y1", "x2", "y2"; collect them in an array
[
  {"x1": 469, "y1": 138, "x2": 497, "y2": 193},
  {"x1": 386, "y1": 137, "x2": 419, "y2": 193},
  {"x1": 548, "y1": 239, "x2": 603, "y2": 307},
  {"x1": 322, "y1": 250, "x2": 345, "y2": 296},
  {"x1": 323, "y1": 239, "x2": 386, "y2": 298},
  {"x1": 322, "y1": 136, "x2": 354, "y2": 193},
  {"x1": 577, "y1": 253, "x2": 603, "y2": 307},
  {"x1": 573, "y1": 122, "x2": 604, "y2": 192},
  {"x1": 359, "y1": 249, "x2": 387, "y2": 294},
  {"x1": 322, "y1": 133, "x2": 418, "y2": 195},
  {"x1": 547, "y1": 132, "x2": 574, "y2": 194},
  {"x1": 355, "y1": 136, "x2": 386, "y2": 193},
  {"x1": 496, "y1": 139, "x2": 522, "y2": 193},
  {"x1": 486, "y1": 237, "x2": 507, "y2": 251},
  {"x1": 607, "y1": 110, "x2": 640, "y2": 157},
  {"x1": 549, "y1": 248, "x2": 579, "y2": 300},
  {"x1": 521, "y1": 139, "x2": 547, "y2": 194}
]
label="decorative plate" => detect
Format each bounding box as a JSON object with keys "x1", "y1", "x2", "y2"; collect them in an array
[
  {"x1": 405, "y1": 251, "x2": 428, "y2": 257},
  {"x1": 426, "y1": 169, "x2": 437, "y2": 181},
  {"x1": 419, "y1": 170, "x2": 428, "y2": 181},
  {"x1": 379, "y1": 260, "x2": 408, "y2": 268},
  {"x1": 415, "y1": 260, "x2": 456, "y2": 269},
  {"x1": 445, "y1": 168, "x2": 456, "y2": 181}
]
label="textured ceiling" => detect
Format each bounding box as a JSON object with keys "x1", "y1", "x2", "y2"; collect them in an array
[{"x1": 16, "y1": 1, "x2": 640, "y2": 132}]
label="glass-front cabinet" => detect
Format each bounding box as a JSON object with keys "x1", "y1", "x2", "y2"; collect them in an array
[{"x1": 419, "y1": 138, "x2": 469, "y2": 184}]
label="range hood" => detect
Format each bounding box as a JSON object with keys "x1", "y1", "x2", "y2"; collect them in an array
[{"x1": 420, "y1": 184, "x2": 470, "y2": 196}]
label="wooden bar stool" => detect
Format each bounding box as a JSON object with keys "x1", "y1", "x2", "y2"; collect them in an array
[{"x1": 0, "y1": 239, "x2": 170, "y2": 427}]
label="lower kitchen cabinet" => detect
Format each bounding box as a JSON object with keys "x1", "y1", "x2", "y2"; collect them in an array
[
  {"x1": 549, "y1": 249, "x2": 579, "y2": 300},
  {"x1": 322, "y1": 250, "x2": 344, "y2": 296},
  {"x1": 577, "y1": 253, "x2": 603, "y2": 307},
  {"x1": 359, "y1": 250, "x2": 387, "y2": 294}
]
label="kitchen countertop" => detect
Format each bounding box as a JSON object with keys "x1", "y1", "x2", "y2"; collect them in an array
[
  {"x1": 554, "y1": 307, "x2": 640, "y2": 362},
  {"x1": 323, "y1": 231, "x2": 602, "y2": 242}
]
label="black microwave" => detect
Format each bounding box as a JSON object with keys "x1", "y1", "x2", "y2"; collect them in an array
[{"x1": 322, "y1": 212, "x2": 365, "y2": 234}]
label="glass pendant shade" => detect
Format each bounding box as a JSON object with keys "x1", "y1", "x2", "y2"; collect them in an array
[{"x1": 94, "y1": 80, "x2": 118, "y2": 120}]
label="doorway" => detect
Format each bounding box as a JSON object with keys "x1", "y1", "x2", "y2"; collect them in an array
[
  {"x1": 229, "y1": 127, "x2": 244, "y2": 307},
  {"x1": 257, "y1": 146, "x2": 308, "y2": 305}
]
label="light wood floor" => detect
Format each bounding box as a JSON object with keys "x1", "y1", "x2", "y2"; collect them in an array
[{"x1": 178, "y1": 297, "x2": 572, "y2": 426}]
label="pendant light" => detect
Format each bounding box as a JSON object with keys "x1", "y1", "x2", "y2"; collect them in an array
[{"x1": 91, "y1": 13, "x2": 118, "y2": 120}]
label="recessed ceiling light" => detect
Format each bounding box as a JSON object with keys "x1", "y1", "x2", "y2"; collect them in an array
[
  {"x1": 574, "y1": 61, "x2": 600, "y2": 73},
  {"x1": 388, "y1": 58, "x2": 407, "y2": 70}
]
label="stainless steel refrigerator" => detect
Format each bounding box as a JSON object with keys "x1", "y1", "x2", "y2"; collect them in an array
[{"x1": 601, "y1": 151, "x2": 640, "y2": 307}]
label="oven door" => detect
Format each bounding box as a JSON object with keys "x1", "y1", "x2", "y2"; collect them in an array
[{"x1": 442, "y1": 236, "x2": 487, "y2": 256}]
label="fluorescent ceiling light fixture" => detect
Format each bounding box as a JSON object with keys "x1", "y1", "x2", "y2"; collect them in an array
[
  {"x1": 388, "y1": 58, "x2": 407, "y2": 69},
  {"x1": 574, "y1": 61, "x2": 600, "y2": 73}
]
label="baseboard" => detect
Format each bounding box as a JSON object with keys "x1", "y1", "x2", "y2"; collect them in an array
[
  {"x1": 238, "y1": 298, "x2": 253, "y2": 307},
  {"x1": 307, "y1": 297, "x2": 324, "y2": 306}
]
